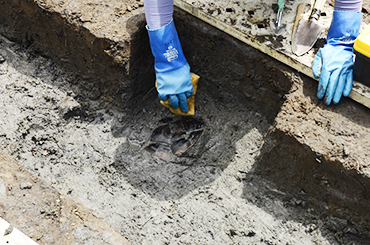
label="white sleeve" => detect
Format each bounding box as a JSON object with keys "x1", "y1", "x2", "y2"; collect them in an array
[
  {"x1": 144, "y1": 0, "x2": 174, "y2": 30},
  {"x1": 334, "y1": 0, "x2": 362, "y2": 12}
]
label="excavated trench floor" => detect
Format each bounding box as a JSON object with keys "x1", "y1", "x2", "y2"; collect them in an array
[
  {"x1": 0, "y1": 33, "x2": 340, "y2": 245},
  {"x1": 1, "y1": 1, "x2": 370, "y2": 245}
]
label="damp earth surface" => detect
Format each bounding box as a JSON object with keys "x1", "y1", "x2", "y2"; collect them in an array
[{"x1": 0, "y1": 30, "x2": 368, "y2": 245}]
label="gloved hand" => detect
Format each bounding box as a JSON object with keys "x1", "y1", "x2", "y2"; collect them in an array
[
  {"x1": 147, "y1": 19, "x2": 194, "y2": 113},
  {"x1": 312, "y1": 10, "x2": 362, "y2": 105},
  {"x1": 156, "y1": 63, "x2": 194, "y2": 113}
]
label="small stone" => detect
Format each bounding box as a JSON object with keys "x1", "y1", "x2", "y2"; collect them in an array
[
  {"x1": 0, "y1": 54, "x2": 5, "y2": 63},
  {"x1": 58, "y1": 96, "x2": 81, "y2": 117},
  {"x1": 343, "y1": 146, "x2": 350, "y2": 156},
  {"x1": 20, "y1": 182, "x2": 33, "y2": 190},
  {"x1": 306, "y1": 224, "x2": 317, "y2": 233},
  {"x1": 0, "y1": 66, "x2": 7, "y2": 75},
  {"x1": 88, "y1": 87, "x2": 100, "y2": 100},
  {"x1": 35, "y1": 234, "x2": 44, "y2": 240},
  {"x1": 4, "y1": 225, "x2": 13, "y2": 236}
]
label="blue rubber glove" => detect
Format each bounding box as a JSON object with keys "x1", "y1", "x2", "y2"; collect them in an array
[
  {"x1": 312, "y1": 11, "x2": 362, "y2": 105},
  {"x1": 147, "y1": 19, "x2": 194, "y2": 113}
]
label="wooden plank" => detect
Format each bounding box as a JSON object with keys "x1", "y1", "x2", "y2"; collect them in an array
[
  {"x1": 174, "y1": 0, "x2": 370, "y2": 109},
  {"x1": 0, "y1": 218, "x2": 39, "y2": 245}
]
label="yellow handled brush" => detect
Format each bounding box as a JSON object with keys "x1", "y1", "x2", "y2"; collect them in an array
[{"x1": 156, "y1": 73, "x2": 200, "y2": 116}]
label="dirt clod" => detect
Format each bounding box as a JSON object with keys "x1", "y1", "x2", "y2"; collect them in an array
[{"x1": 20, "y1": 182, "x2": 33, "y2": 190}]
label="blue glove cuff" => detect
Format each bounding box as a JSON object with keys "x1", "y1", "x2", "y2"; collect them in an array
[
  {"x1": 327, "y1": 10, "x2": 362, "y2": 48},
  {"x1": 156, "y1": 63, "x2": 193, "y2": 97},
  {"x1": 147, "y1": 19, "x2": 188, "y2": 73}
]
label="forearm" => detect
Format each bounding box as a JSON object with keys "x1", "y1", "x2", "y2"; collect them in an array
[
  {"x1": 334, "y1": 0, "x2": 362, "y2": 12},
  {"x1": 144, "y1": 0, "x2": 174, "y2": 29}
]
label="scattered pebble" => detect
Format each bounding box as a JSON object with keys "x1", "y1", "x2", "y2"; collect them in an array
[
  {"x1": 3, "y1": 225, "x2": 13, "y2": 236},
  {"x1": 343, "y1": 146, "x2": 350, "y2": 156},
  {"x1": 20, "y1": 182, "x2": 33, "y2": 190},
  {"x1": 88, "y1": 87, "x2": 101, "y2": 100}
]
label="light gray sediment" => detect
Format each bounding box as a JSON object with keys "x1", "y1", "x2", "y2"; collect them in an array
[
  {"x1": 0, "y1": 32, "x2": 367, "y2": 244},
  {"x1": 0, "y1": 0, "x2": 370, "y2": 244}
]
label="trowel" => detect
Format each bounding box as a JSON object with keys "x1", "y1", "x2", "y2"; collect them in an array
[
  {"x1": 271, "y1": 0, "x2": 286, "y2": 35},
  {"x1": 292, "y1": 0, "x2": 326, "y2": 56}
]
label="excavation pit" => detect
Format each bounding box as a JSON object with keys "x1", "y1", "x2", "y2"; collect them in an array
[{"x1": 0, "y1": 1, "x2": 370, "y2": 244}]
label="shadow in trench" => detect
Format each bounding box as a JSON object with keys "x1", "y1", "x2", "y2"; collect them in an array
[
  {"x1": 111, "y1": 73, "x2": 273, "y2": 201},
  {"x1": 109, "y1": 12, "x2": 291, "y2": 201}
]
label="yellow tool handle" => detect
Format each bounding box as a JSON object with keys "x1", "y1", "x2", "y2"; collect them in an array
[{"x1": 292, "y1": 3, "x2": 305, "y2": 53}]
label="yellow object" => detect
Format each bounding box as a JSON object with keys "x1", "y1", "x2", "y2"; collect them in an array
[
  {"x1": 156, "y1": 73, "x2": 200, "y2": 116},
  {"x1": 354, "y1": 24, "x2": 370, "y2": 87},
  {"x1": 354, "y1": 23, "x2": 370, "y2": 58}
]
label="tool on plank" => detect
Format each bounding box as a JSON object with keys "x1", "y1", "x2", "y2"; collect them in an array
[
  {"x1": 271, "y1": 0, "x2": 286, "y2": 35},
  {"x1": 292, "y1": 0, "x2": 326, "y2": 56},
  {"x1": 291, "y1": 3, "x2": 305, "y2": 54}
]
